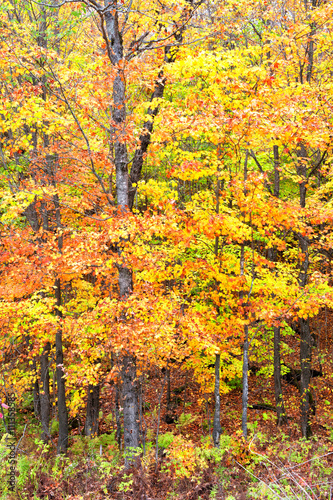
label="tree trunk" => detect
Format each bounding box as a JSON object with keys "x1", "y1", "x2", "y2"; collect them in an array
[
  {"x1": 122, "y1": 355, "x2": 139, "y2": 465},
  {"x1": 84, "y1": 384, "x2": 100, "y2": 437},
  {"x1": 274, "y1": 327, "x2": 287, "y2": 425},
  {"x1": 299, "y1": 318, "x2": 312, "y2": 438},
  {"x1": 242, "y1": 325, "x2": 249, "y2": 439},
  {"x1": 128, "y1": 75, "x2": 166, "y2": 210},
  {"x1": 212, "y1": 353, "x2": 221, "y2": 447},
  {"x1": 128, "y1": 9, "x2": 187, "y2": 210},
  {"x1": 270, "y1": 147, "x2": 287, "y2": 425},
  {"x1": 115, "y1": 381, "x2": 122, "y2": 450},
  {"x1": 104, "y1": 1, "x2": 140, "y2": 462},
  {"x1": 55, "y1": 277, "x2": 68, "y2": 453},
  {"x1": 33, "y1": 359, "x2": 41, "y2": 418},
  {"x1": 299, "y1": 231, "x2": 313, "y2": 438},
  {"x1": 166, "y1": 368, "x2": 171, "y2": 411},
  {"x1": 40, "y1": 342, "x2": 51, "y2": 442},
  {"x1": 273, "y1": 144, "x2": 280, "y2": 198},
  {"x1": 296, "y1": 139, "x2": 312, "y2": 437},
  {"x1": 241, "y1": 155, "x2": 249, "y2": 439}
]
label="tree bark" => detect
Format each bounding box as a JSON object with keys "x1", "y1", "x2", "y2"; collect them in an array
[
  {"x1": 212, "y1": 353, "x2": 221, "y2": 447},
  {"x1": 84, "y1": 384, "x2": 100, "y2": 437},
  {"x1": 103, "y1": 1, "x2": 140, "y2": 462},
  {"x1": 122, "y1": 355, "x2": 139, "y2": 464},
  {"x1": 40, "y1": 342, "x2": 51, "y2": 442},
  {"x1": 55, "y1": 277, "x2": 69, "y2": 452},
  {"x1": 298, "y1": 233, "x2": 313, "y2": 438},
  {"x1": 241, "y1": 154, "x2": 249, "y2": 439},
  {"x1": 296, "y1": 140, "x2": 312, "y2": 438},
  {"x1": 128, "y1": 75, "x2": 166, "y2": 210},
  {"x1": 115, "y1": 381, "x2": 122, "y2": 450},
  {"x1": 32, "y1": 359, "x2": 41, "y2": 418},
  {"x1": 242, "y1": 324, "x2": 249, "y2": 439},
  {"x1": 273, "y1": 144, "x2": 280, "y2": 198},
  {"x1": 127, "y1": 10, "x2": 187, "y2": 210},
  {"x1": 273, "y1": 327, "x2": 287, "y2": 425},
  {"x1": 271, "y1": 146, "x2": 287, "y2": 425}
]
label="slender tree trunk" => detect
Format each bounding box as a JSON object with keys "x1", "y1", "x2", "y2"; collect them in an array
[
  {"x1": 296, "y1": 0, "x2": 318, "y2": 438},
  {"x1": 241, "y1": 153, "x2": 249, "y2": 439},
  {"x1": 40, "y1": 342, "x2": 51, "y2": 441},
  {"x1": 299, "y1": 232, "x2": 312, "y2": 438},
  {"x1": 55, "y1": 277, "x2": 69, "y2": 452},
  {"x1": 273, "y1": 144, "x2": 280, "y2": 198},
  {"x1": 155, "y1": 365, "x2": 168, "y2": 469},
  {"x1": 166, "y1": 368, "x2": 171, "y2": 411},
  {"x1": 23, "y1": 6, "x2": 51, "y2": 441},
  {"x1": 115, "y1": 381, "x2": 122, "y2": 450},
  {"x1": 33, "y1": 359, "x2": 41, "y2": 418},
  {"x1": 271, "y1": 146, "x2": 287, "y2": 425},
  {"x1": 297, "y1": 143, "x2": 308, "y2": 209},
  {"x1": 274, "y1": 327, "x2": 287, "y2": 425},
  {"x1": 111, "y1": 352, "x2": 122, "y2": 449},
  {"x1": 84, "y1": 384, "x2": 100, "y2": 437},
  {"x1": 242, "y1": 325, "x2": 249, "y2": 439},
  {"x1": 212, "y1": 164, "x2": 222, "y2": 447},
  {"x1": 128, "y1": 75, "x2": 166, "y2": 210},
  {"x1": 212, "y1": 353, "x2": 221, "y2": 447},
  {"x1": 296, "y1": 140, "x2": 312, "y2": 438},
  {"x1": 128, "y1": 10, "x2": 187, "y2": 210},
  {"x1": 138, "y1": 376, "x2": 145, "y2": 455},
  {"x1": 299, "y1": 317, "x2": 312, "y2": 438}
]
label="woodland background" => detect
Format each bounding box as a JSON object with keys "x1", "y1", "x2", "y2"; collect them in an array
[{"x1": 1, "y1": 0, "x2": 333, "y2": 498}]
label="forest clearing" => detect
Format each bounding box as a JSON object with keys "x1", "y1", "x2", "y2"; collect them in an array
[{"x1": 1, "y1": 0, "x2": 333, "y2": 498}]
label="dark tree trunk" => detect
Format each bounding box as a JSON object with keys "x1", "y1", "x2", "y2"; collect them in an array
[
  {"x1": 128, "y1": 75, "x2": 166, "y2": 210},
  {"x1": 297, "y1": 143, "x2": 308, "y2": 209},
  {"x1": 128, "y1": 12, "x2": 186, "y2": 210},
  {"x1": 84, "y1": 384, "x2": 100, "y2": 437},
  {"x1": 273, "y1": 145, "x2": 280, "y2": 198},
  {"x1": 298, "y1": 232, "x2": 313, "y2": 438},
  {"x1": 274, "y1": 327, "x2": 287, "y2": 425},
  {"x1": 242, "y1": 325, "x2": 249, "y2": 439},
  {"x1": 115, "y1": 381, "x2": 122, "y2": 450},
  {"x1": 299, "y1": 318, "x2": 312, "y2": 438},
  {"x1": 55, "y1": 277, "x2": 68, "y2": 453},
  {"x1": 240, "y1": 156, "x2": 249, "y2": 439},
  {"x1": 296, "y1": 140, "x2": 312, "y2": 438},
  {"x1": 166, "y1": 368, "x2": 171, "y2": 411},
  {"x1": 212, "y1": 354, "x2": 221, "y2": 447},
  {"x1": 270, "y1": 149, "x2": 287, "y2": 425},
  {"x1": 40, "y1": 342, "x2": 51, "y2": 442},
  {"x1": 33, "y1": 359, "x2": 41, "y2": 418}
]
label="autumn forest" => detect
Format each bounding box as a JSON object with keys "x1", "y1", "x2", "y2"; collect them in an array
[{"x1": 1, "y1": 0, "x2": 333, "y2": 498}]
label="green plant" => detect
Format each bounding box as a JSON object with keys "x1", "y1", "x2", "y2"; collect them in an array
[
  {"x1": 104, "y1": 413, "x2": 113, "y2": 425},
  {"x1": 158, "y1": 432, "x2": 175, "y2": 449},
  {"x1": 175, "y1": 413, "x2": 197, "y2": 433},
  {"x1": 50, "y1": 419, "x2": 59, "y2": 436},
  {"x1": 118, "y1": 473, "x2": 133, "y2": 493},
  {"x1": 225, "y1": 376, "x2": 242, "y2": 391},
  {"x1": 17, "y1": 455, "x2": 31, "y2": 488},
  {"x1": 209, "y1": 485, "x2": 218, "y2": 499}
]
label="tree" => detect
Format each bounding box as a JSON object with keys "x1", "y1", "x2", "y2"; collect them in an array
[{"x1": 1, "y1": 0, "x2": 333, "y2": 462}]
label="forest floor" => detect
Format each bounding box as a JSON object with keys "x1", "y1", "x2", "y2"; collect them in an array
[{"x1": 2, "y1": 309, "x2": 333, "y2": 500}]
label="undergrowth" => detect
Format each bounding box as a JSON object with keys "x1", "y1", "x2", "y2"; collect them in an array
[{"x1": 1, "y1": 424, "x2": 332, "y2": 500}]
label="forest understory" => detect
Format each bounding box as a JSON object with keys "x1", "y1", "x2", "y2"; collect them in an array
[
  {"x1": 2, "y1": 308, "x2": 333, "y2": 500},
  {"x1": 2, "y1": 0, "x2": 333, "y2": 498}
]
